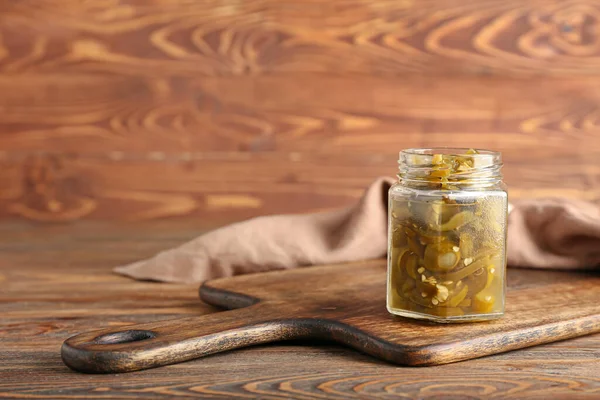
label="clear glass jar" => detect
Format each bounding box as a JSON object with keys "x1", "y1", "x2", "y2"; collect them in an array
[{"x1": 387, "y1": 148, "x2": 508, "y2": 323}]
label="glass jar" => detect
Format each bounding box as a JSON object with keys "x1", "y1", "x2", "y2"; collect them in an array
[{"x1": 387, "y1": 148, "x2": 508, "y2": 323}]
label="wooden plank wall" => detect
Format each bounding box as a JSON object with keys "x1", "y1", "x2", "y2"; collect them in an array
[{"x1": 1, "y1": 0, "x2": 600, "y2": 223}]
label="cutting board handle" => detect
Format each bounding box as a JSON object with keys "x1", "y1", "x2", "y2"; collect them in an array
[{"x1": 61, "y1": 303, "x2": 284, "y2": 373}]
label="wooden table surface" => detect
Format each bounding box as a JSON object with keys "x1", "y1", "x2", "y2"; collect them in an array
[{"x1": 2, "y1": 220, "x2": 599, "y2": 399}]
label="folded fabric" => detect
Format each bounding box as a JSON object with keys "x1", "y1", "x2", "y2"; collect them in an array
[{"x1": 114, "y1": 177, "x2": 600, "y2": 283}]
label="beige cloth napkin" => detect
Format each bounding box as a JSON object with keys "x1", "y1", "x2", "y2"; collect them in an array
[{"x1": 114, "y1": 177, "x2": 600, "y2": 283}]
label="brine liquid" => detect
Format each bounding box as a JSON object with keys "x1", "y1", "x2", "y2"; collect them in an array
[{"x1": 387, "y1": 192, "x2": 507, "y2": 322}]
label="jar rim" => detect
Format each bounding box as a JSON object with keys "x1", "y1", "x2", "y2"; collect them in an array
[
  {"x1": 399, "y1": 148, "x2": 501, "y2": 169},
  {"x1": 397, "y1": 147, "x2": 503, "y2": 188},
  {"x1": 400, "y1": 147, "x2": 500, "y2": 157}
]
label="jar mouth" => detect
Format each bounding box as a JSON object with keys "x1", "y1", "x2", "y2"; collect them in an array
[
  {"x1": 400, "y1": 148, "x2": 500, "y2": 165},
  {"x1": 401, "y1": 147, "x2": 500, "y2": 156},
  {"x1": 398, "y1": 148, "x2": 503, "y2": 189},
  {"x1": 399, "y1": 148, "x2": 501, "y2": 168}
]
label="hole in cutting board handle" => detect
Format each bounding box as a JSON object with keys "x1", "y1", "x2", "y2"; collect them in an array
[{"x1": 94, "y1": 330, "x2": 157, "y2": 345}]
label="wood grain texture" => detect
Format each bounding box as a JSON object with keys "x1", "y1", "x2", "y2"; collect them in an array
[
  {"x1": 62, "y1": 258, "x2": 600, "y2": 373},
  {"x1": 2, "y1": 75, "x2": 600, "y2": 223},
  {"x1": 2, "y1": 0, "x2": 600, "y2": 222},
  {"x1": 2, "y1": 0, "x2": 600, "y2": 76},
  {"x1": 3, "y1": 73, "x2": 600, "y2": 155},
  {"x1": 1, "y1": 149, "x2": 599, "y2": 223},
  {"x1": 2, "y1": 221, "x2": 600, "y2": 398}
]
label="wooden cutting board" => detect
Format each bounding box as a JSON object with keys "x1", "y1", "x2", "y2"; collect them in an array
[{"x1": 61, "y1": 260, "x2": 600, "y2": 373}]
